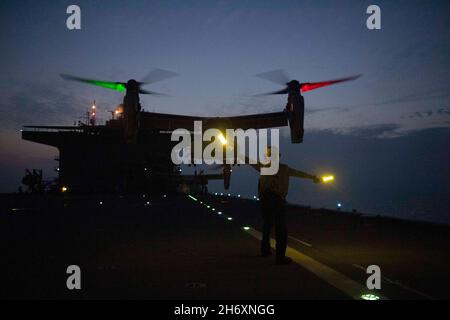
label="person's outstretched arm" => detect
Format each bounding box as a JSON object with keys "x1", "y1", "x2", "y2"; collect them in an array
[{"x1": 289, "y1": 167, "x2": 321, "y2": 183}]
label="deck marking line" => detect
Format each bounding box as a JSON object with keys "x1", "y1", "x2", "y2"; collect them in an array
[
  {"x1": 245, "y1": 228, "x2": 388, "y2": 300},
  {"x1": 288, "y1": 235, "x2": 312, "y2": 247},
  {"x1": 351, "y1": 264, "x2": 432, "y2": 299}
]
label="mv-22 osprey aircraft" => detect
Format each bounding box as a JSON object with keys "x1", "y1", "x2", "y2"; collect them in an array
[{"x1": 57, "y1": 69, "x2": 360, "y2": 191}]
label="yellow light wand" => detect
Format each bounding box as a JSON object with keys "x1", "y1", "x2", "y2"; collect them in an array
[
  {"x1": 321, "y1": 175, "x2": 335, "y2": 183},
  {"x1": 218, "y1": 133, "x2": 227, "y2": 146}
]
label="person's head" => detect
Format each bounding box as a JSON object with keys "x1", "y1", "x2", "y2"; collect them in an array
[{"x1": 260, "y1": 146, "x2": 280, "y2": 176}]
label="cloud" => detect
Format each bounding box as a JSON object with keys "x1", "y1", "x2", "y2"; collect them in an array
[
  {"x1": 0, "y1": 78, "x2": 124, "y2": 133},
  {"x1": 0, "y1": 81, "x2": 81, "y2": 130},
  {"x1": 406, "y1": 107, "x2": 450, "y2": 119},
  {"x1": 305, "y1": 102, "x2": 450, "y2": 138},
  {"x1": 315, "y1": 124, "x2": 400, "y2": 139}
]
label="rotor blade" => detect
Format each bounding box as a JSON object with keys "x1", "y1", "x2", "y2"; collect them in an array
[
  {"x1": 140, "y1": 68, "x2": 178, "y2": 85},
  {"x1": 60, "y1": 74, "x2": 126, "y2": 92},
  {"x1": 301, "y1": 74, "x2": 361, "y2": 93},
  {"x1": 139, "y1": 88, "x2": 167, "y2": 95},
  {"x1": 256, "y1": 69, "x2": 290, "y2": 85},
  {"x1": 253, "y1": 87, "x2": 289, "y2": 96}
]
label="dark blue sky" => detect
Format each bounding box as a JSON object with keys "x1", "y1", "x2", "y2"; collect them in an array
[{"x1": 0, "y1": 1, "x2": 449, "y2": 223}]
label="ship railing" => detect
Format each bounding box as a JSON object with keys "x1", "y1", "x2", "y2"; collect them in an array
[{"x1": 21, "y1": 126, "x2": 92, "y2": 133}]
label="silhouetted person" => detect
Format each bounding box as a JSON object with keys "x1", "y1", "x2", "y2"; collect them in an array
[
  {"x1": 22, "y1": 169, "x2": 37, "y2": 193},
  {"x1": 199, "y1": 170, "x2": 206, "y2": 194},
  {"x1": 32, "y1": 169, "x2": 43, "y2": 193},
  {"x1": 223, "y1": 165, "x2": 231, "y2": 190},
  {"x1": 247, "y1": 147, "x2": 320, "y2": 264}
]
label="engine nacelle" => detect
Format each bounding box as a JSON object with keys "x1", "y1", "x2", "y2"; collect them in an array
[{"x1": 286, "y1": 95, "x2": 305, "y2": 144}]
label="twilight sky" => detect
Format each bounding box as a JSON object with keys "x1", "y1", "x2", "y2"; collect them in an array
[{"x1": 0, "y1": 1, "x2": 449, "y2": 223}]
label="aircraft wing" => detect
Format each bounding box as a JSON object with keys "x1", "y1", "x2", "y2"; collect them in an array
[
  {"x1": 140, "y1": 111, "x2": 288, "y2": 131},
  {"x1": 182, "y1": 174, "x2": 224, "y2": 181}
]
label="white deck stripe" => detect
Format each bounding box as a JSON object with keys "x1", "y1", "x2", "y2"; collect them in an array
[
  {"x1": 288, "y1": 235, "x2": 312, "y2": 247},
  {"x1": 352, "y1": 264, "x2": 432, "y2": 299},
  {"x1": 245, "y1": 228, "x2": 387, "y2": 300}
]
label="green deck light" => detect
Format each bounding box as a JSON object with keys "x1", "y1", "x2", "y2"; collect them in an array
[{"x1": 361, "y1": 293, "x2": 380, "y2": 300}]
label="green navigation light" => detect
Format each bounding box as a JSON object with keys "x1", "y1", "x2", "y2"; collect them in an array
[{"x1": 89, "y1": 80, "x2": 126, "y2": 92}]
